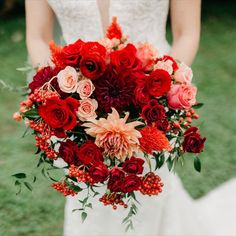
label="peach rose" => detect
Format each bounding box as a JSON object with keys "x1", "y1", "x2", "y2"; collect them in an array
[
  {"x1": 136, "y1": 42, "x2": 157, "y2": 71},
  {"x1": 77, "y1": 79, "x2": 95, "y2": 99},
  {"x1": 155, "y1": 60, "x2": 173, "y2": 75},
  {"x1": 57, "y1": 66, "x2": 78, "y2": 93},
  {"x1": 174, "y1": 63, "x2": 193, "y2": 84},
  {"x1": 167, "y1": 84, "x2": 197, "y2": 110},
  {"x1": 99, "y1": 38, "x2": 120, "y2": 53},
  {"x1": 76, "y1": 98, "x2": 98, "y2": 121}
]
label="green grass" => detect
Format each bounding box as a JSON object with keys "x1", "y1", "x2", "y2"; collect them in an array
[{"x1": 0, "y1": 13, "x2": 236, "y2": 236}]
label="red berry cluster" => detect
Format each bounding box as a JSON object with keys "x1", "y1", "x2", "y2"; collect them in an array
[
  {"x1": 173, "y1": 108, "x2": 200, "y2": 131},
  {"x1": 99, "y1": 193, "x2": 128, "y2": 210},
  {"x1": 52, "y1": 182, "x2": 77, "y2": 196},
  {"x1": 30, "y1": 120, "x2": 57, "y2": 159},
  {"x1": 29, "y1": 89, "x2": 59, "y2": 104},
  {"x1": 139, "y1": 172, "x2": 164, "y2": 196},
  {"x1": 69, "y1": 165, "x2": 95, "y2": 185}
]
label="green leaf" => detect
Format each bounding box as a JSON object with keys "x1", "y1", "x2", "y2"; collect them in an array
[
  {"x1": 192, "y1": 103, "x2": 204, "y2": 109},
  {"x1": 81, "y1": 212, "x2": 87, "y2": 223},
  {"x1": 68, "y1": 185, "x2": 83, "y2": 192},
  {"x1": 93, "y1": 192, "x2": 100, "y2": 197},
  {"x1": 194, "y1": 156, "x2": 201, "y2": 172},
  {"x1": 15, "y1": 180, "x2": 22, "y2": 195},
  {"x1": 85, "y1": 203, "x2": 92, "y2": 209},
  {"x1": 23, "y1": 108, "x2": 39, "y2": 119},
  {"x1": 154, "y1": 153, "x2": 165, "y2": 170},
  {"x1": 32, "y1": 176, "x2": 37, "y2": 183},
  {"x1": 24, "y1": 182, "x2": 33, "y2": 191},
  {"x1": 167, "y1": 157, "x2": 174, "y2": 171},
  {"x1": 12, "y1": 173, "x2": 26, "y2": 179}
]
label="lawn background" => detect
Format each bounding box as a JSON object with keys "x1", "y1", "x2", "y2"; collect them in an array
[{"x1": 0, "y1": 1, "x2": 236, "y2": 236}]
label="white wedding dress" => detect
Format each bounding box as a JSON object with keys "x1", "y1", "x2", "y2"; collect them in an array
[{"x1": 47, "y1": 1, "x2": 236, "y2": 236}]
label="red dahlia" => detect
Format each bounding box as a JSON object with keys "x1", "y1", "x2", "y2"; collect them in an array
[
  {"x1": 94, "y1": 66, "x2": 136, "y2": 113},
  {"x1": 29, "y1": 66, "x2": 60, "y2": 93}
]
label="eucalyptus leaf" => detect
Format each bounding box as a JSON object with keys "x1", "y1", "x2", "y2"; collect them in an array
[
  {"x1": 12, "y1": 173, "x2": 26, "y2": 179},
  {"x1": 81, "y1": 212, "x2": 87, "y2": 223},
  {"x1": 194, "y1": 156, "x2": 201, "y2": 172},
  {"x1": 24, "y1": 182, "x2": 33, "y2": 191}
]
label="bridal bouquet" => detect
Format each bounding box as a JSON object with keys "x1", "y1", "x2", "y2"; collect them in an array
[{"x1": 14, "y1": 17, "x2": 205, "y2": 228}]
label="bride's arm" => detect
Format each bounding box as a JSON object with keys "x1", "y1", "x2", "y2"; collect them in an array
[
  {"x1": 169, "y1": 0, "x2": 201, "y2": 65},
  {"x1": 25, "y1": 0, "x2": 54, "y2": 67}
]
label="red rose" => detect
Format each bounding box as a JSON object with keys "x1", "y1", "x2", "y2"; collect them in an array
[
  {"x1": 109, "y1": 167, "x2": 125, "y2": 180},
  {"x1": 122, "y1": 175, "x2": 141, "y2": 193},
  {"x1": 59, "y1": 140, "x2": 80, "y2": 165},
  {"x1": 134, "y1": 86, "x2": 150, "y2": 107},
  {"x1": 141, "y1": 99, "x2": 166, "y2": 124},
  {"x1": 122, "y1": 156, "x2": 144, "y2": 175},
  {"x1": 29, "y1": 66, "x2": 60, "y2": 93},
  {"x1": 89, "y1": 163, "x2": 109, "y2": 183},
  {"x1": 110, "y1": 44, "x2": 141, "y2": 71},
  {"x1": 146, "y1": 69, "x2": 171, "y2": 97},
  {"x1": 78, "y1": 141, "x2": 103, "y2": 165},
  {"x1": 182, "y1": 127, "x2": 206, "y2": 153},
  {"x1": 62, "y1": 39, "x2": 85, "y2": 67},
  {"x1": 38, "y1": 97, "x2": 80, "y2": 130},
  {"x1": 80, "y1": 42, "x2": 106, "y2": 80},
  {"x1": 107, "y1": 167, "x2": 125, "y2": 192}
]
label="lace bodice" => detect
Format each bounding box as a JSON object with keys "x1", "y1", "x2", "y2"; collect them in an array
[{"x1": 48, "y1": 0, "x2": 170, "y2": 54}]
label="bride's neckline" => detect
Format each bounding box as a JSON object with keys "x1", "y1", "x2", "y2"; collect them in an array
[{"x1": 96, "y1": 0, "x2": 110, "y2": 35}]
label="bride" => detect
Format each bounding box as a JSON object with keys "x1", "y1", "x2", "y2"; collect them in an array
[{"x1": 25, "y1": 1, "x2": 236, "y2": 236}]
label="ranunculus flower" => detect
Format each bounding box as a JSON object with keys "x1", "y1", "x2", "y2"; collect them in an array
[
  {"x1": 110, "y1": 43, "x2": 141, "y2": 71},
  {"x1": 76, "y1": 98, "x2": 98, "y2": 121},
  {"x1": 136, "y1": 42, "x2": 157, "y2": 72},
  {"x1": 50, "y1": 39, "x2": 85, "y2": 68},
  {"x1": 89, "y1": 163, "x2": 109, "y2": 183},
  {"x1": 77, "y1": 79, "x2": 95, "y2": 99},
  {"x1": 146, "y1": 69, "x2": 171, "y2": 97},
  {"x1": 38, "y1": 97, "x2": 80, "y2": 130},
  {"x1": 122, "y1": 175, "x2": 141, "y2": 193},
  {"x1": 59, "y1": 140, "x2": 80, "y2": 165},
  {"x1": 122, "y1": 156, "x2": 144, "y2": 175},
  {"x1": 80, "y1": 42, "x2": 107, "y2": 80},
  {"x1": 57, "y1": 66, "x2": 79, "y2": 93},
  {"x1": 141, "y1": 99, "x2": 166, "y2": 124},
  {"x1": 182, "y1": 127, "x2": 206, "y2": 153},
  {"x1": 167, "y1": 84, "x2": 197, "y2": 110},
  {"x1": 174, "y1": 62, "x2": 193, "y2": 84},
  {"x1": 77, "y1": 141, "x2": 103, "y2": 165}
]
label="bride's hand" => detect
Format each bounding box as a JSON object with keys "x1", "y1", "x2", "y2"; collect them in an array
[
  {"x1": 170, "y1": 0, "x2": 201, "y2": 66},
  {"x1": 25, "y1": 0, "x2": 54, "y2": 67}
]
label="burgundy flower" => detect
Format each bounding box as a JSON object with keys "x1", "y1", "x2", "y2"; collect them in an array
[
  {"x1": 89, "y1": 163, "x2": 109, "y2": 183},
  {"x1": 182, "y1": 127, "x2": 206, "y2": 153},
  {"x1": 29, "y1": 66, "x2": 60, "y2": 93},
  {"x1": 141, "y1": 99, "x2": 168, "y2": 131},
  {"x1": 122, "y1": 156, "x2": 144, "y2": 175},
  {"x1": 78, "y1": 141, "x2": 103, "y2": 165},
  {"x1": 59, "y1": 140, "x2": 80, "y2": 165},
  {"x1": 107, "y1": 167, "x2": 125, "y2": 192},
  {"x1": 122, "y1": 175, "x2": 141, "y2": 193},
  {"x1": 94, "y1": 66, "x2": 136, "y2": 112}
]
